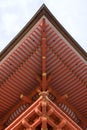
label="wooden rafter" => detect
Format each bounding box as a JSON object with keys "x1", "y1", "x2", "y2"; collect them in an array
[{"x1": 0, "y1": 9, "x2": 86, "y2": 129}]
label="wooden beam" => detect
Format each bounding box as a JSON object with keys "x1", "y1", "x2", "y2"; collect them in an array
[
  {"x1": 57, "y1": 119, "x2": 66, "y2": 129},
  {"x1": 41, "y1": 18, "x2": 47, "y2": 91},
  {"x1": 41, "y1": 101, "x2": 47, "y2": 114},
  {"x1": 35, "y1": 108, "x2": 42, "y2": 116},
  {"x1": 31, "y1": 118, "x2": 41, "y2": 128},
  {"x1": 47, "y1": 108, "x2": 54, "y2": 116},
  {"x1": 22, "y1": 119, "x2": 30, "y2": 128},
  {"x1": 48, "y1": 118, "x2": 57, "y2": 128}
]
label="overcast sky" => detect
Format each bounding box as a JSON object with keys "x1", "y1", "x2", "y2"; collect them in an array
[{"x1": 0, "y1": 0, "x2": 87, "y2": 52}]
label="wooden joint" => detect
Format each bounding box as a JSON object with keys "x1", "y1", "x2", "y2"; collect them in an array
[
  {"x1": 39, "y1": 91, "x2": 49, "y2": 97},
  {"x1": 20, "y1": 94, "x2": 24, "y2": 99},
  {"x1": 42, "y1": 73, "x2": 46, "y2": 76},
  {"x1": 42, "y1": 56, "x2": 46, "y2": 59}
]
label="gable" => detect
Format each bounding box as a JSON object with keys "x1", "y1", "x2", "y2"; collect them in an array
[{"x1": 0, "y1": 4, "x2": 87, "y2": 130}]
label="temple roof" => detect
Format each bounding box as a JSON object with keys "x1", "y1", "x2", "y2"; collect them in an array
[
  {"x1": 0, "y1": 4, "x2": 87, "y2": 61},
  {"x1": 0, "y1": 4, "x2": 87, "y2": 130}
]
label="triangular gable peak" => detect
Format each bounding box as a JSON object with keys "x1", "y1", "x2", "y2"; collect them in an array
[
  {"x1": 5, "y1": 92, "x2": 82, "y2": 130},
  {"x1": 0, "y1": 4, "x2": 87, "y2": 130},
  {"x1": 0, "y1": 4, "x2": 87, "y2": 61}
]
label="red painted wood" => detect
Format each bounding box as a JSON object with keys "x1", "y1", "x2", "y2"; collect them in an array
[
  {"x1": 41, "y1": 18, "x2": 47, "y2": 91},
  {"x1": 0, "y1": 16, "x2": 87, "y2": 129}
]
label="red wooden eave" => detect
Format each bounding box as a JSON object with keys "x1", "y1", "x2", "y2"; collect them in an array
[{"x1": 0, "y1": 4, "x2": 87, "y2": 130}]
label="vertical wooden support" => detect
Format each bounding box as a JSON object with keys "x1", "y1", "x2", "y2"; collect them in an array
[
  {"x1": 41, "y1": 101, "x2": 47, "y2": 114},
  {"x1": 41, "y1": 117, "x2": 48, "y2": 130},
  {"x1": 41, "y1": 18, "x2": 47, "y2": 91}
]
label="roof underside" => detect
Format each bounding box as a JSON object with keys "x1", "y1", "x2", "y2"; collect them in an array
[{"x1": 0, "y1": 4, "x2": 87, "y2": 130}]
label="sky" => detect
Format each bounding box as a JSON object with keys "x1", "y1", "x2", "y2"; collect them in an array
[{"x1": 0, "y1": 0, "x2": 87, "y2": 52}]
